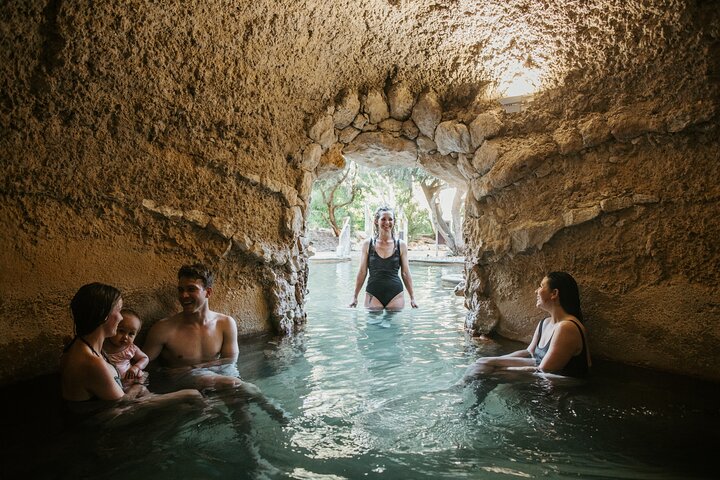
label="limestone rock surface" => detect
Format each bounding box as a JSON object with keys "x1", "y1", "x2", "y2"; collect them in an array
[{"x1": 1, "y1": 0, "x2": 719, "y2": 385}]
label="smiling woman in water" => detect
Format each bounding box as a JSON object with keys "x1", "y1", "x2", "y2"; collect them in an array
[
  {"x1": 462, "y1": 271, "x2": 591, "y2": 381},
  {"x1": 349, "y1": 207, "x2": 418, "y2": 311},
  {"x1": 60, "y1": 282, "x2": 205, "y2": 425}
]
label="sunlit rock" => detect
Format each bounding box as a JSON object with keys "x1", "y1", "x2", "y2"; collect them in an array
[
  {"x1": 457, "y1": 153, "x2": 478, "y2": 181},
  {"x1": 316, "y1": 143, "x2": 346, "y2": 177},
  {"x1": 608, "y1": 106, "x2": 665, "y2": 141},
  {"x1": 411, "y1": 89, "x2": 442, "y2": 139},
  {"x1": 387, "y1": 83, "x2": 415, "y2": 120},
  {"x1": 309, "y1": 114, "x2": 336, "y2": 149},
  {"x1": 562, "y1": 205, "x2": 601, "y2": 227},
  {"x1": 419, "y1": 152, "x2": 466, "y2": 187},
  {"x1": 468, "y1": 112, "x2": 502, "y2": 149},
  {"x1": 296, "y1": 171, "x2": 315, "y2": 200},
  {"x1": 352, "y1": 113, "x2": 369, "y2": 130},
  {"x1": 364, "y1": 89, "x2": 390, "y2": 124},
  {"x1": 338, "y1": 126, "x2": 361, "y2": 144},
  {"x1": 578, "y1": 114, "x2": 611, "y2": 148},
  {"x1": 435, "y1": 121, "x2": 472, "y2": 155},
  {"x1": 600, "y1": 196, "x2": 634, "y2": 213},
  {"x1": 334, "y1": 90, "x2": 361, "y2": 129},
  {"x1": 472, "y1": 139, "x2": 500, "y2": 176},
  {"x1": 378, "y1": 118, "x2": 403, "y2": 132},
  {"x1": 208, "y1": 217, "x2": 237, "y2": 239},
  {"x1": 401, "y1": 119, "x2": 419, "y2": 139},
  {"x1": 184, "y1": 210, "x2": 210, "y2": 228},
  {"x1": 343, "y1": 131, "x2": 417, "y2": 168},
  {"x1": 552, "y1": 126, "x2": 583, "y2": 155},
  {"x1": 301, "y1": 143, "x2": 323, "y2": 171},
  {"x1": 509, "y1": 218, "x2": 564, "y2": 253},
  {"x1": 482, "y1": 136, "x2": 558, "y2": 191},
  {"x1": 415, "y1": 135, "x2": 437, "y2": 154}
]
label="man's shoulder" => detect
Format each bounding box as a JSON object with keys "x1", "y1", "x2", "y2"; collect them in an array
[
  {"x1": 149, "y1": 313, "x2": 184, "y2": 332},
  {"x1": 212, "y1": 311, "x2": 237, "y2": 326}
]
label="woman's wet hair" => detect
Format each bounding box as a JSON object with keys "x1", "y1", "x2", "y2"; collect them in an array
[
  {"x1": 546, "y1": 271, "x2": 583, "y2": 322},
  {"x1": 70, "y1": 283, "x2": 122, "y2": 336},
  {"x1": 373, "y1": 206, "x2": 396, "y2": 238},
  {"x1": 178, "y1": 263, "x2": 215, "y2": 288}
]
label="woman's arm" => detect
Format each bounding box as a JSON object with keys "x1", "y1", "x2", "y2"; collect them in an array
[
  {"x1": 85, "y1": 357, "x2": 125, "y2": 401},
  {"x1": 399, "y1": 240, "x2": 418, "y2": 308},
  {"x1": 350, "y1": 240, "x2": 370, "y2": 307},
  {"x1": 503, "y1": 349, "x2": 533, "y2": 358},
  {"x1": 537, "y1": 320, "x2": 582, "y2": 373}
]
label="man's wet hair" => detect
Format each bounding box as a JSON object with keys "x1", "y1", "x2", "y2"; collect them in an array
[{"x1": 178, "y1": 263, "x2": 215, "y2": 288}]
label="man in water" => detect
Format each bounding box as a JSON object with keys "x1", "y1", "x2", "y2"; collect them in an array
[
  {"x1": 144, "y1": 263, "x2": 286, "y2": 420},
  {"x1": 144, "y1": 263, "x2": 241, "y2": 388}
]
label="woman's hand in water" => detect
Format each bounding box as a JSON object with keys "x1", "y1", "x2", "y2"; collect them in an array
[
  {"x1": 410, "y1": 298, "x2": 418, "y2": 308},
  {"x1": 349, "y1": 297, "x2": 358, "y2": 308}
]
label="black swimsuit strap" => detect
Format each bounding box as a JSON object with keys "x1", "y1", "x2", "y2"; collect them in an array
[
  {"x1": 78, "y1": 336, "x2": 117, "y2": 367},
  {"x1": 566, "y1": 318, "x2": 587, "y2": 350},
  {"x1": 78, "y1": 336, "x2": 101, "y2": 357}
]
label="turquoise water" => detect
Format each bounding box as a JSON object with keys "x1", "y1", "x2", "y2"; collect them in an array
[{"x1": 2, "y1": 261, "x2": 718, "y2": 479}]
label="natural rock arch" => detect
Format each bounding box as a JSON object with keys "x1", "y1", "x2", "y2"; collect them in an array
[{"x1": 1, "y1": 0, "x2": 718, "y2": 385}]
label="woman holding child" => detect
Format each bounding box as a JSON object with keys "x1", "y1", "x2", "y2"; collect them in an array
[{"x1": 61, "y1": 282, "x2": 202, "y2": 419}]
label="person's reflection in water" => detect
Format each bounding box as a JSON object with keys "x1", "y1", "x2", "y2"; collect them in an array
[
  {"x1": 357, "y1": 310, "x2": 405, "y2": 388},
  {"x1": 463, "y1": 368, "x2": 589, "y2": 424}
]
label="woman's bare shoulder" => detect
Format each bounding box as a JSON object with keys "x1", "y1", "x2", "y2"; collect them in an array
[
  {"x1": 63, "y1": 348, "x2": 103, "y2": 375},
  {"x1": 556, "y1": 318, "x2": 586, "y2": 335}
]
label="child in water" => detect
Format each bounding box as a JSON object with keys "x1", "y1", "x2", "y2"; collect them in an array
[{"x1": 103, "y1": 308, "x2": 150, "y2": 388}]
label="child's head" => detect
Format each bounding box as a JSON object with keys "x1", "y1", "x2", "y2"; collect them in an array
[{"x1": 106, "y1": 308, "x2": 142, "y2": 349}]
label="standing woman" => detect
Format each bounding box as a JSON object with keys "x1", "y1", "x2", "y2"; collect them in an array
[{"x1": 350, "y1": 207, "x2": 418, "y2": 310}]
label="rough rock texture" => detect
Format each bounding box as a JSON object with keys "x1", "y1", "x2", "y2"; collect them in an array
[{"x1": 1, "y1": 0, "x2": 719, "y2": 384}]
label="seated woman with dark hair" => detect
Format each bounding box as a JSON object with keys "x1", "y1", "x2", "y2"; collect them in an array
[
  {"x1": 463, "y1": 272, "x2": 591, "y2": 382},
  {"x1": 61, "y1": 283, "x2": 203, "y2": 423}
]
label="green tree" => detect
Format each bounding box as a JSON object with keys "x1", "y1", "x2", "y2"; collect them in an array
[
  {"x1": 309, "y1": 164, "x2": 359, "y2": 236},
  {"x1": 309, "y1": 163, "x2": 438, "y2": 242}
]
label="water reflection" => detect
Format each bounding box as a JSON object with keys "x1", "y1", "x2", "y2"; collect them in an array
[{"x1": 3, "y1": 261, "x2": 719, "y2": 479}]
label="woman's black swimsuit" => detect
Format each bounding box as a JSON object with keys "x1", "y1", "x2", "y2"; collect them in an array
[
  {"x1": 365, "y1": 239, "x2": 403, "y2": 307},
  {"x1": 533, "y1": 318, "x2": 589, "y2": 377}
]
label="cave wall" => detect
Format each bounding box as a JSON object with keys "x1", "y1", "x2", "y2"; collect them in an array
[
  {"x1": 459, "y1": 3, "x2": 720, "y2": 381},
  {"x1": 1, "y1": 0, "x2": 719, "y2": 384}
]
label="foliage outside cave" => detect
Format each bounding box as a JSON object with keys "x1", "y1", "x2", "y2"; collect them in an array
[{"x1": 308, "y1": 164, "x2": 465, "y2": 254}]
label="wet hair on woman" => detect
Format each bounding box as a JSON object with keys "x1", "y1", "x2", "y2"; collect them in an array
[
  {"x1": 70, "y1": 282, "x2": 122, "y2": 336},
  {"x1": 546, "y1": 271, "x2": 583, "y2": 322}
]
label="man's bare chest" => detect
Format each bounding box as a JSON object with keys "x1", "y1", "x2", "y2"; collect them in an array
[{"x1": 165, "y1": 325, "x2": 223, "y2": 363}]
